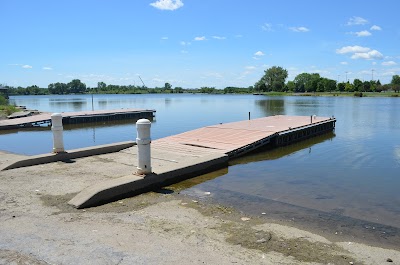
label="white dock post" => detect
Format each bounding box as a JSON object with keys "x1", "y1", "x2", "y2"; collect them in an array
[
  {"x1": 51, "y1": 113, "x2": 65, "y2": 153},
  {"x1": 136, "y1": 119, "x2": 152, "y2": 174}
]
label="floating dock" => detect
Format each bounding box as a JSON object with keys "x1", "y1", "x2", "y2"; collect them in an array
[
  {"x1": 2, "y1": 115, "x2": 336, "y2": 208},
  {"x1": 152, "y1": 115, "x2": 336, "y2": 158},
  {"x1": 0, "y1": 108, "x2": 156, "y2": 130}
]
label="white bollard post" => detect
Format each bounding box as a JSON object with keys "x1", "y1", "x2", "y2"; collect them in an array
[
  {"x1": 136, "y1": 119, "x2": 152, "y2": 174},
  {"x1": 51, "y1": 113, "x2": 65, "y2": 153}
]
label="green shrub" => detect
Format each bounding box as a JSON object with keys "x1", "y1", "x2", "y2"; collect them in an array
[
  {"x1": 0, "y1": 95, "x2": 7, "y2": 105},
  {"x1": 354, "y1": 92, "x2": 363, "y2": 97}
]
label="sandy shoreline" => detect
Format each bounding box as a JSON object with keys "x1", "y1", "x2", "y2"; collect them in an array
[{"x1": 0, "y1": 150, "x2": 399, "y2": 264}]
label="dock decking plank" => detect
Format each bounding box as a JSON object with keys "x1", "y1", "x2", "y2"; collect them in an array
[{"x1": 153, "y1": 115, "x2": 335, "y2": 158}]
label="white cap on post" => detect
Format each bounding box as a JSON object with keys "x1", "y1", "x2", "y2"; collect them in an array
[
  {"x1": 136, "y1": 119, "x2": 152, "y2": 174},
  {"x1": 51, "y1": 113, "x2": 65, "y2": 153}
]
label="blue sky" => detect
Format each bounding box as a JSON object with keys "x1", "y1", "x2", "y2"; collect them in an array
[{"x1": 1, "y1": 0, "x2": 399, "y2": 88}]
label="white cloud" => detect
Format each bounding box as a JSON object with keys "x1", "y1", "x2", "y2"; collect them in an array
[
  {"x1": 181, "y1": 50, "x2": 188, "y2": 54},
  {"x1": 235, "y1": 34, "x2": 243, "y2": 38},
  {"x1": 194, "y1": 36, "x2": 206, "y2": 41},
  {"x1": 351, "y1": 50, "x2": 383, "y2": 60},
  {"x1": 336, "y1": 45, "x2": 370, "y2": 54},
  {"x1": 382, "y1": 61, "x2": 397, "y2": 66},
  {"x1": 340, "y1": 62, "x2": 348, "y2": 65},
  {"x1": 337, "y1": 45, "x2": 383, "y2": 60},
  {"x1": 42, "y1": 67, "x2": 53, "y2": 70},
  {"x1": 289, "y1": 26, "x2": 310, "y2": 32},
  {"x1": 150, "y1": 0, "x2": 183, "y2": 10},
  {"x1": 245, "y1": 66, "x2": 256, "y2": 70},
  {"x1": 370, "y1": 25, "x2": 382, "y2": 31},
  {"x1": 161, "y1": 37, "x2": 168, "y2": 40},
  {"x1": 254, "y1": 51, "x2": 265, "y2": 56},
  {"x1": 180, "y1": 41, "x2": 191, "y2": 46},
  {"x1": 262, "y1": 23, "x2": 273, "y2": 31},
  {"x1": 212, "y1": 36, "x2": 226, "y2": 40},
  {"x1": 347, "y1": 16, "x2": 368, "y2": 26},
  {"x1": 22, "y1": 65, "x2": 32, "y2": 69},
  {"x1": 355, "y1": 30, "x2": 371, "y2": 37},
  {"x1": 372, "y1": 62, "x2": 377, "y2": 65}
]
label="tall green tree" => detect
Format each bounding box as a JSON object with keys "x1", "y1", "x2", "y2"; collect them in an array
[
  {"x1": 68, "y1": 79, "x2": 86, "y2": 94},
  {"x1": 255, "y1": 66, "x2": 288, "y2": 92},
  {"x1": 353, "y1": 79, "x2": 363, "y2": 92},
  {"x1": 391, "y1": 75, "x2": 400, "y2": 92},
  {"x1": 293, "y1": 73, "x2": 310, "y2": 92}
]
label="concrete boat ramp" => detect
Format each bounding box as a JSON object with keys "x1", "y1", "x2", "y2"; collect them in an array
[{"x1": 1, "y1": 115, "x2": 336, "y2": 208}]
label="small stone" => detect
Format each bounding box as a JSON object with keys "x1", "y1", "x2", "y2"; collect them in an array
[
  {"x1": 204, "y1": 192, "x2": 211, "y2": 195},
  {"x1": 181, "y1": 202, "x2": 188, "y2": 205},
  {"x1": 261, "y1": 212, "x2": 266, "y2": 215},
  {"x1": 118, "y1": 201, "x2": 124, "y2": 204},
  {"x1": 192, "y1": 200, "x2": 198, "y2": 203},
  {"x1": 241, "y1": 217, "x2": 250, "y2": 221},
  {"x1": 387, "y1": 258, "x2": 393, "y2": 262},
  {"x1": 335, "y1": 232, "x2": 338, "y2": 235},
  {"x1": 256, "y1": 238, "x2": 267, "y2": 243},
  {"x1": 349, "y1": 262, "x2": 354, "y2": 265}
]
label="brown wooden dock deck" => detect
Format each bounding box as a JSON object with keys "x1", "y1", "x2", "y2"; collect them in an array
[
  {"x1": 153, "y1": 115, "x2": 336, "y2": 158},
  {"x1": 0, "y1": 108, "x2": 156, "y2": 130}
]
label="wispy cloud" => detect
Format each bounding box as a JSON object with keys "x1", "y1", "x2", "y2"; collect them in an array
[
  {"x1": 370, "y1": 25, "x2": 382, "y2": 31},
  {"x1": 382, "y1": 61, "x2": 397, "y2": 66},
  {"x1": 212, "y1": 36, "x2": 226, "y2": 40},
  {"x1": 355, "y1": 30, "x2": 371, "y2": 37},
  {"x1": 22, "y1": 65, "x2": 32, "y2": 69},
  {"x1": 340, "y1": 62, "x2": 348, "y2": 65},
  {"x1": 289, "y1": 26, "x2": 310, "y2": 32},
  {"x1": 180, "y1": 41, "x2": 191, "y2": 46},
  {"x1": 194, "y1": 36, "x2": 206, "y2": 41},
  {"x1": 254, "y1": 51, "x2": 265, "y2": 56},
  {"x1": 261, "y1": 23, "x2": 273, "y2": 32},
  {"x1": 161, "y1": 37, "x2": 168, "y2": 40},
  {"x1": 150, "y1": 0, "x2": 183, "y2": 10},
  {"x1": 347, "y1": 16, "x2": 368, "y2": 26},
  {"x1": 42, "y1": 67, "x2": 53, "y2": 70}
]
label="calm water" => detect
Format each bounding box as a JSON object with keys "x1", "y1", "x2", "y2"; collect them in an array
[{"x1": 3, "y1": 94, "x2": 400, "y2": 242}]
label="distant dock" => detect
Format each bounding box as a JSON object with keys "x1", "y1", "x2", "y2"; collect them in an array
[{"x1": 0, "y1": 108, "x2": 156, "y2": 130}]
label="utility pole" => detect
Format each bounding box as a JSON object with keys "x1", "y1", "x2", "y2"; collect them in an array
[{"x1": 371, "y1": 69, "x2": 375, "y2": 81}]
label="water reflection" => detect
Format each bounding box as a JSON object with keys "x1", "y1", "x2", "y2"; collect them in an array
[
  {"x1": 49, "y1": 98, "x2": 87, "y2": 111},
  {"x1": 254, "y1": 99, "x2": 285, "y2": 116},
  {"x1": 231, "y1": 132, "x2": 335, "y2": 165}
]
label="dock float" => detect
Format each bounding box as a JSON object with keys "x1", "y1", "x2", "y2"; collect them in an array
[
  {"x1": 0, "y1": 108, "x2": 156, "y2": 130},
  {"x1": 67, "y1": 115, "x2": 335, "y2": 208}
]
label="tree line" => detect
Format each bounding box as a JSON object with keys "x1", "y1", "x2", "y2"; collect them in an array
[
  {"x1": 3, "y1": 67, "x2": 400, "y2": 96},
  {"x1": 254, "y1": 66, "x2": 400, "y2": 93}
]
